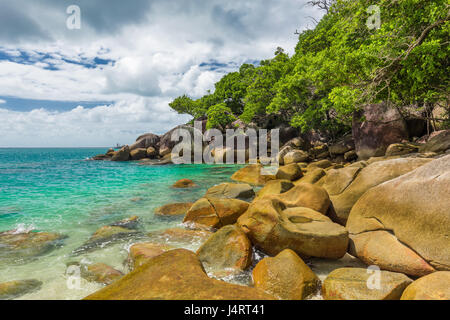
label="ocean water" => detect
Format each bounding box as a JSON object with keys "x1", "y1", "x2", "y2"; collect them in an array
[
  {"x1": 0, "y1": 148, "x2": 247, "y2": 299},
  {"x1": 0, "y1": 148, "x2": 367, "y2": 300}
]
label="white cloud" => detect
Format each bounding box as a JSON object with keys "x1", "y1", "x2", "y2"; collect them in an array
[
  {"x1": 0, "y1": 0, "x2": 324, "y2": 146},
  {"x1": 0, "y1": 99, "x2": 5, "y2": 104},
  {"x1": 0, "y1": 97, "x2": 191, "y2": 147}
]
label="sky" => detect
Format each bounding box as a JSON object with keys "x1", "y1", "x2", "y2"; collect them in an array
[{"x1": 0, "y1": 0, "x2": 323, "y2": 147}]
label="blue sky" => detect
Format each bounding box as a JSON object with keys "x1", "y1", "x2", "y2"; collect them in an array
[{"x1": 0, "y1": 0, "x2": 323, "y2": 147}]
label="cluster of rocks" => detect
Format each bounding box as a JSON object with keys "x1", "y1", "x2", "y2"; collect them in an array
[
  {"x1": 82, "y1": 150, "x2": 448, "y2": 300},
  {"x1": 1, "y1": 122, "x2": 449, "y2": 300}
]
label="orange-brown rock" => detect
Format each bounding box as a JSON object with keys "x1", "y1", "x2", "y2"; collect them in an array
[
  {"x1": 172, "y1": 178, "x2": 197, "y2": 188},
  {"x1": 84, "y1": 249, "x2": 274, "y2": 300},
  {"x1": 237, "y1": 199, "x2": 348, "y2": 258},
  {"x1": 253, "y1": 249, "x2": 319, "y2": 300},
  {"x1": 231, "y1": 164, "x2": 275, "y2": 186},
  {"x1": 197, "y1": 225, "x2": 252, "y2": 272},
  {"x1": 183, "y1": 198, "x2": 249, "y2": 228}
]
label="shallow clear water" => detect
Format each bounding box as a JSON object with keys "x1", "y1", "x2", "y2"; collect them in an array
[{"x1": 0, "y1": 148, "x2": 245, "y2": 299}]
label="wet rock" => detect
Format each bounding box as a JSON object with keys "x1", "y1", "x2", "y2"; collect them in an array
[
  {"x1": 197, "y1": 225, "x2": 252, "y2": 272},
  {"x1": 401, "y1": 271, "x2": 450, "y2": 300},
  {"x1": 172, "y1": 178, "x2": 197, "y2": 188},
  {"x1": 0, "y1": 279, "x2": 43, "y2": 300},
  {"x1": 128, "y1": 242, "x2": 173, "y2": 269},
  {"x1": 322, "y1": 268, "x2": 412, "y2": 300},
  {"x1": 154, "y1": 203, "x2": 193, "y2": 216},
  {"x1": 84, "y1": 249, "x2": 274, "y2": 300},
  {"x1": 253, "y1": 249, "x2": 319, "y2": 300},
  {"x1": 110, "y1": 216, "x2": 140, "y2": 229},
  {"x1": 0, "y1": 230, "x2": 67, "y2": 263},
  {"x1": 205, "y1": 183, "x2": 255, "y2": 200},
  {"x1": 149, "y1": 227, "x2": 213, "y2": 245},
  {"x1": 73, "y1": 226, "x2": 139, "y2": 254},
  {"x1": 68, "y1": 262, "x2": 123, "y2": 285}
]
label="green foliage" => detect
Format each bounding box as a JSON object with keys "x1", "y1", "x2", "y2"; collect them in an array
[
  {"x1": 169, "y1": 0, "x2": 449, "y2": 137},
  {"x1": 206, "y1": 103, "x2": 237, "y2": 129}
]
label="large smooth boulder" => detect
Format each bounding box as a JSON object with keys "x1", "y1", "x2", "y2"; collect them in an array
[
  {"x1": 401, "y1": 271, "x2": 450, "y2": 300},
  {"x1": 330, "y1": 157, "x2": 431, "y2": 224},
  {"x1": 183, "y1": 198, "x2": 249, "y2": 228},
  {"x1": 419, "y1": 130, "x2": 450, "y2": 153},
  {"x1": 111, "y1": 145, "x2": 130, "y2": 161},
  {"x1": 154, "y1": 203, "x2": 193, "y2": 216},
  {"x1": 353, "y1": 103, "x2": 409, "y2": 159},
  {"x1": 128, "y1": 242, "x2": 173, "y2": 269},
  {"x1": 130, "y1": 133, "x2": 160, "y2": 151},
  {"x1": 237, "y1": 199, "x2": 348, "y2": 258},
  {"x1": 84, "y1": 249, "x2": 274, "y2": 300},
  {"x1": 275, "y1": 164, "x2": 303, "y2": 181},
  {"x1": 205, "y1": 183, "x2": 255, "y2": 200},
  {"x1": 0, "y1": 279, "x2": 42, "y2": 300},
  {"x1": 283, "y1": 150, "x2": 309, "y2": 165},
  {"x1": 0, "y1": 230, "x2": 66, "y2": 263},
  {"x1": 264, "y1": 183, "x2": 331, "y2": 215},
  {"x1": 253, "y1": 249, "x2": 319, "y2": 300},
  {"x1": 322, "y1": 268, "x2": 412, "y2": 300},
  {"x1": 231, "y1": 164, "x2": 275, "y2": 186},
  {"x1": 256, "y1": 180, "x2": 294, "y2": 199},
  {"x1": 197, "y1": 225, "x2": 252, "y2": 272},
  {"x1": 346, "y1": 156, "x2": 450, "y2": 275}
]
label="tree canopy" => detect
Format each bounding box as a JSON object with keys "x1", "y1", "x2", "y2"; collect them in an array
[{"x1": 169, "y1": 0, "x2": 449, "y2": 138}]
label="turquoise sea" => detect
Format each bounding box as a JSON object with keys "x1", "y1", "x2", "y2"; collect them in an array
[
  {"x1": 0, "y1": 148, "x2": 246, "y2": 299},
  {"x1": 0, "y1": 148, "x2": 365, "y2": 300}
]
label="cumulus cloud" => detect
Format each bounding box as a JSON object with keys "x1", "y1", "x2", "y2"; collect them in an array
[
  {"x1": 0, "y1": 0, "x2": 323, "y2": 146},
  {"x1": 0, "y1": 97, "x2": 191, "y2": 147}
]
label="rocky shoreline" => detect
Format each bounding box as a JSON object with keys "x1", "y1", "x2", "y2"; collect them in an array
[{"x1": 1, "y1": 122, "x2": 449, "y2": 300}]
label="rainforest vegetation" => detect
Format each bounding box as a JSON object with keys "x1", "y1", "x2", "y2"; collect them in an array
[{"x1": 169, "y1": 0, "x2": 449, "y2": 139}]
